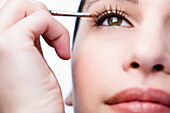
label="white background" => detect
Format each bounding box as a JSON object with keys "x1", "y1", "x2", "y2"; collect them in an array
[{"x1": 37, "y1": 0, "x2": 81, "y2": 113}]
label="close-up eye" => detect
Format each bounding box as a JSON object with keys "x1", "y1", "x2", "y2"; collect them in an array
[
  {"x1": 102, "y1": 16, "x2": 132, "y2": 27},
  {"x1": 93, "y1": 7, "x2": 134, "y2": 28}
]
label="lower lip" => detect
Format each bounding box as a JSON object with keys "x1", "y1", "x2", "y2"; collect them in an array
[{"x1": 108, "y1": 102, "x2": 170, "y2": 113}]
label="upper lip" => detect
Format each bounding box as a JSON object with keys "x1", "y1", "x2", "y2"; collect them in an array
[{"x1": 105, "y1": 88, "x2": 170, "y2": 107}]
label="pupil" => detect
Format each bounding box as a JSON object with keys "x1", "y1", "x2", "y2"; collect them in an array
[{"x1": 108, "y1": 17, "x2": 122, "y2": 26}]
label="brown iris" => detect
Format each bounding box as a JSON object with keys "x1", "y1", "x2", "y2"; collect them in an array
[{"x1": 108, "y1": 17, "x2": 122, "y2": 26}]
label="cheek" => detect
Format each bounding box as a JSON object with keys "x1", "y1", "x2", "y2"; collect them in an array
[{"x1": 71, "y1": 32, "x2": 133, "y2": 108}]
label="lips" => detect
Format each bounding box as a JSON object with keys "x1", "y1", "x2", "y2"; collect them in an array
[{"x1": 105, "y1": 88, "x2": 170, "y2": 113}]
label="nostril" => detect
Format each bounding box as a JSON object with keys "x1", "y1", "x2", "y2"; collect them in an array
[
  {"x1": 153, "y1": 64, "x2": 164, "y2": 71},
  {"x1": 131, "y1": 62, "x2": 140, "y2": 68}
]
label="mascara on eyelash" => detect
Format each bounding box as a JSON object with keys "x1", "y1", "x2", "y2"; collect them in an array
[{"x1": 90, "y1": 6, "x2": 128, "y2": 26}]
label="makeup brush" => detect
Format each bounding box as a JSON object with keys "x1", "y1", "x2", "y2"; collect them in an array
[{"x1": 49, "y1": 10, "x2": 95, "y2": 18}]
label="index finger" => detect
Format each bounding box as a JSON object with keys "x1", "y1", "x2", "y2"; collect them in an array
[{"x1": 7, "y1": 10, "x2": 71, "y2": 60}]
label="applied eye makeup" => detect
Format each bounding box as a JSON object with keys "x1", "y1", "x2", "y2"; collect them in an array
[
  {"x1": 50, "y1": 0, "x2": 139, "y2": 28},
  {"x1": 88, "y1": 5, "x2": 133, "y2": 27},
  {"x1": 50, "y1": 5, "x2": 133, "y2": 28}
]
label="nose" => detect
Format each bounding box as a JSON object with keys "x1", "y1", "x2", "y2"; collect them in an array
[{"x1": 122, "y1": 22, "x2": 170, "y2": 75}]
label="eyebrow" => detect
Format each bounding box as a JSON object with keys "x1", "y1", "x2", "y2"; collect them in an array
[{"x1": 86, "y1": 0, "x2": 139, "y2": 10}]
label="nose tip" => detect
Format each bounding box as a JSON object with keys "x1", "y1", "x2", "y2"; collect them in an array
[
  {"x1": 121, "y1": 14, "x2": 170, "y2": 75},
  {"x1": 123, "y1": 55, "x2": 170, "y2": 75}
]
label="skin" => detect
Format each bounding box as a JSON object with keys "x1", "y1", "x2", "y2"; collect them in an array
[
  {"x1": 0, "y1": 0, "x2": 170, "y2": 113},
  {"x1": 0, "y1": 0, "x2": 70, "y2": 113},
  {"x1": 72, "y1": 0, "x2": 170, "y2": 113}
]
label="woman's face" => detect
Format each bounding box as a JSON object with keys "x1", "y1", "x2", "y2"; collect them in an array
[{"x1": 72, "y1": 0, "x2": 170, "y2": 113}]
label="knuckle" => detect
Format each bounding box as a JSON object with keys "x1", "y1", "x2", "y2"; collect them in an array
[
  {"x1": 36, "y1": 9, "x2": 51, "y2": 20},
  {"x1": 61, "y1": 25, "x2": 69, "y2": 35},
  {"x1": 35, "y1": 9, "x2": 50, "y2": 19},
  {"x1": 61, "y1": 27, "x2": 70, "y2": 40},
  {"x1": 65, "y1": 30, "x2": 70, "y2": 39},
  {"x1": 35, "y1": 1, "x2": 47, "y2": 10}
]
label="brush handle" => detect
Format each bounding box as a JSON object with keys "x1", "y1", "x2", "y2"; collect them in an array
[{"x1": 49, "y1": 10, "x2": 91, "y2": 18}]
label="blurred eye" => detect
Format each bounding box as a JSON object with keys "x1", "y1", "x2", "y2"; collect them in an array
[{"x1": 102, "y1": 16, "x2": 131, "y2": 27}]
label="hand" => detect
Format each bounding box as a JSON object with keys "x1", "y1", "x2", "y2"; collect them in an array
[{"x1": 0, "y1": 0, "x2": 70, "y2": 113}]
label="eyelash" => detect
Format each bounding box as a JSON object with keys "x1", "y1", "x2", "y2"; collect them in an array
[{"x1": 92, "y1": 5, "x2": 132, "y2": 27}]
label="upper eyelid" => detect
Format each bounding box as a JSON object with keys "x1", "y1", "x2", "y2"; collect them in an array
[
  {"x1": 93, "y1": 5, "x2": 127, "y2": 17},
  {"x1": 94, "y1": 9, "x2": 128, "y2": 18}
]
